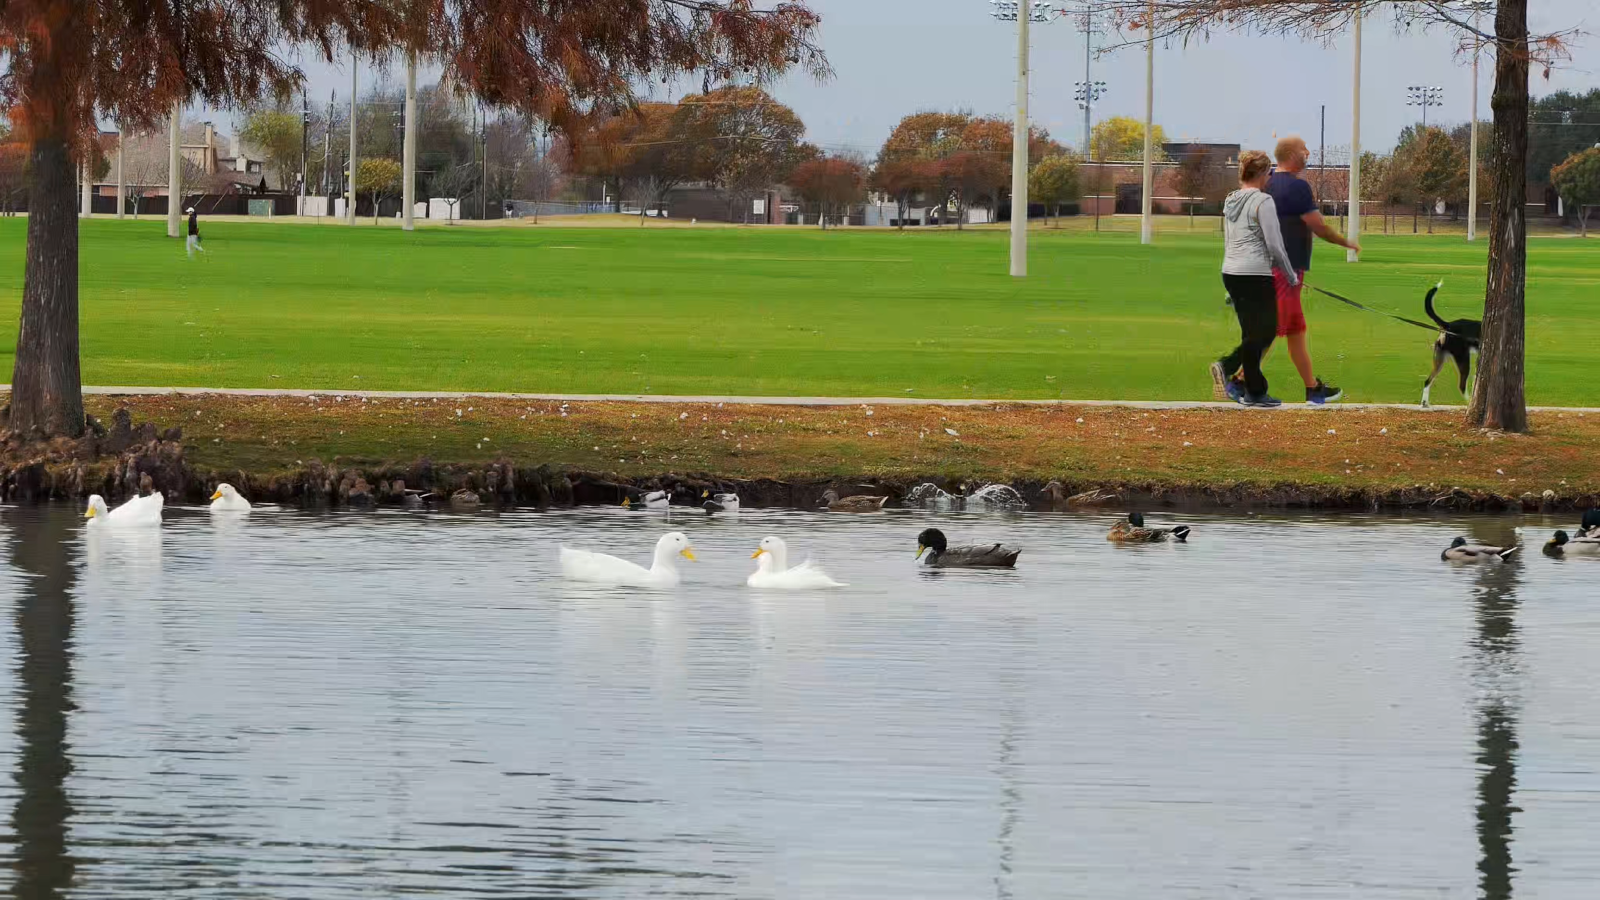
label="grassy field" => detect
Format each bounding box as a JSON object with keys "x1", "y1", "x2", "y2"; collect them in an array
[{"x1": 1, "y1": 216, "x2": 1597, "y2": 406}]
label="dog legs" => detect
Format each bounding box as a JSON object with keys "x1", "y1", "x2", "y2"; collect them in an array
[{"x1": 1421, "y1": 343, "x2": 1447, "y2": 408}]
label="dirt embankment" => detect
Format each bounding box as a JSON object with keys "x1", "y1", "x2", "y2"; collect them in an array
[{"x1": 2, "y1": 395, "x2": 1597, "y2": 512}]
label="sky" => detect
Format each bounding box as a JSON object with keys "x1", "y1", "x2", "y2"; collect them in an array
[{"x1": 255, "y1": 0, "x2": 1595, "y2": 158}]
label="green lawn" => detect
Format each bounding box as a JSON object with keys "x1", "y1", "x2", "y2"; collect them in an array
[{"x1": 1, "y1": 216, "x2": 1597, "y2": 406}]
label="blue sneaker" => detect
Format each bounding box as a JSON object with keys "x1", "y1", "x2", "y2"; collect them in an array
[
  {"x1": 1242, "y1": 393, "x2": 1282, "y2": 408},
  {"x1": 1225, "y1": 378, "x2": 1245, "y2": 404},
  {"x1": 1306, "y1": 379, "x2": 1343, "y2": 406}
]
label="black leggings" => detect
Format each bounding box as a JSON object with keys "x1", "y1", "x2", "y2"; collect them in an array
[{"x1": 1220, "y1": 273, "x2": 1278, "y2": 398}]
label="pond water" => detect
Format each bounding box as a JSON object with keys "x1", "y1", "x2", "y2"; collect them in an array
[{"x1": 1, "y1": 502, "x2": 1597, "y2": 899}]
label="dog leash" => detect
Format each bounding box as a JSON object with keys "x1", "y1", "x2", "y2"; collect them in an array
[{"x1": 1305, "y1": 284, "x2": 1462, "y2": 336}]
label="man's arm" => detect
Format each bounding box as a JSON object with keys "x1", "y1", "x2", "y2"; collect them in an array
[{"x1": 1302, "y1": 209, "x2": 1359, "y2": 253}]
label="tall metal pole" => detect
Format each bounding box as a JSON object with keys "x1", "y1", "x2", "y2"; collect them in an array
[
  {"x1": 1467, "y1": 10, "x2": 1481, "y2": 242},
  {"x1": 167, "y1": 101, "x2": 183, "y2": 238},
  {"x1": 480, "y1": 105, "x2": 489, "y2": 221},
  {"x1": 1139, "y1": 0, "x2": 1154, "y2": 246},
  {"x1": 80, "y1": 162, "x2": 92, "y2": 218},
  {"x1": 1009, "y1": 2, "x2": 1031, "y2": 277},
  {"x1": 347, "y1": 56, "x2": 358, "y2": 226},
  {"x1": 300, "y1": 90, "x2": 309, "y2": 217},
  {"x1": 403, "y1": 52, "x2": 418, "y2": 231},
  {"x1": 1082, "y1": 11, "x2": 1093, "y2": 157},
  {"x1": 324, "y1": 92, "x2": 334, "y2": 199},
  {"x1": 115, "y1": 129, "x2": 124, "y2": 220},
  {"x1": 1346, "y1": 12, "x2": 1363, "y2": 263}
]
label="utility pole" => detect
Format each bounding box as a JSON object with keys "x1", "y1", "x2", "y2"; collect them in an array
[
  {"x1": 347, "y1": 55, "x2": 358, "y2": 226},
  {"x1": 300, "y1": 90, "x2": 310, "y2": 217},
  {"x1": 323, "y1": 91, "x2": 334, "y2": 200},
  {"x1": 1139, "y1": 0, "x2": 1155, "y2": 246},
  {"x1": 167, "y1": 101, "x2": 183, "y2": 238},
  {"x1": 1465, "y1": 0, "x2": 1491, "y2": 242},
  {"x1": 404, "y1": 53, "x2": 417, "y2": 231},
  {"x1": 1318, "y1": 103, "x2": 1326, "y2": 203},
  {"x1": 115, "y1": 128, "x2": 124, "y2": 220},
  {"x1": 1009, "y1": 6, "x2": 1030, "y2": 276},
  {"x1": 1347, "y1": 12, "x2": 1362, "y2": 262},
  {"x1": 80, "y1": 161, "x2": 92, "y2": 218},
  {"x1": 480, "y1": 104, "x2": 489, "y2": 221}
]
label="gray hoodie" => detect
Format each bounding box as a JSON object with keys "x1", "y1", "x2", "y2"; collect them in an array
[{"x1": 1221, "y1": 188, "x2": 1298, "y2": 284}]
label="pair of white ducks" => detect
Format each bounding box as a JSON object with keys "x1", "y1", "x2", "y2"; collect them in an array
[
  {"x1": 82, "y1": 484, "x2": 251, "y2": 527},
  {"x1": 560, "y1": 533, "x2": 845, "y2": 589}
]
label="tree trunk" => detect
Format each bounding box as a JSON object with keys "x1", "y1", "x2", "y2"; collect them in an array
[
  {"x1": 8, "y1": 136, "x2": 85, "y2": 438},
  {"x1": 1468, "y1": 0, "x2": 1529, "y2": 433}
]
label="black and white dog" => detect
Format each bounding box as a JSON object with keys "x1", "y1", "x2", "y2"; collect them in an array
[{"x1": 1421, "y1": 283, "x2": 1483, "y2": 408}]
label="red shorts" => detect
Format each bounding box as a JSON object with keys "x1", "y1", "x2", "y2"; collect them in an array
[{"x1": 1274, "y1": 269, "x2": 1307, "y2": 337}]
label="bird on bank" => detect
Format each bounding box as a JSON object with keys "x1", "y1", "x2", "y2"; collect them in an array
[
  {"x1": 1107, "y1": 512, "x2": 1191, "y2": 544},
  {"x1": 560, "y1": 532, "x2": 697, "y2": 587},
  {"x1": 622, "y1": 489, "x2": 672, "y2": 510},
  {"x1": 702, "y1": 490, "x2": 741, "y2": 514},
  {"x1": 1544, "y1": 530, "x2": 1600, "y2": 558},
  {"x1": 821, "y1": 490, "x2": 889, "y2": 513},
  {"x1": 748, "y1": 536, "x2": 846, "y2": 589},
  {"x1": 208, "y1": 483, "x2": 252, "y2": 512},
  {"x1": 915, "y1": 528, "x2": 1021, "y2": 568},
  {"x1": 85, "y1": 493, "x2": 164, "y2": 528},
  {"x1": 1442, "y1": 537, "x2": 1519, "y2": 562}
]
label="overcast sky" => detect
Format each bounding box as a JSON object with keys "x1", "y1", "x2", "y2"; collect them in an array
[{"x1": 257, "y1": 0, "x2": 1595, "y2": 157}]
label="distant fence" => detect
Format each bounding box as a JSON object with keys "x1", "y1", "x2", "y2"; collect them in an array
[{"x1": 504, "y1": 200, "x2": 614, "y2": 219}]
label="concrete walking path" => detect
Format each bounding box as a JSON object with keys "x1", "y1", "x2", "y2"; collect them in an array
[{"x1": 5, "y1": 385, "x2": 1597, "y2": 414}]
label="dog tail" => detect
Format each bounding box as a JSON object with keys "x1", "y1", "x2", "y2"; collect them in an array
[{"x1": 1424, "y1": 281, "x2": 1450, "y2": 330}]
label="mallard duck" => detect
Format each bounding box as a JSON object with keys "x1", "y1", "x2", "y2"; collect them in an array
[
  {"x1": 1544, "y1": 529, "x2": 1600, "y2": 557},
  {"x1": 85, "y1": 492, "x2": 164, "y2": 528},
  {"x1": 559, "y1": 532, "x2": 697, "y2": 587},
  {"x1": 702, "y1": 490, "x2": 740, "y2": 514},
  {"x1": 622, "y1": 489, "x2": 672, "y2": 510},
  {"x1": 915, "y1": 528, "x2": 1020, "y2": 568},
  {"x1": 1442, "y1": 537, "x2": 1519, "y2": 562},
  {"x1": 1107, "y1": 512, "x2": 1191, "y2": 543},
  {"x1": 1580, "y1": 508, "x2": 1600, "y2": 538},
  {"x1": 821, "y1": 489, "x2": 889, "y2": 512},
  {"x1": 450, "y1": 489, "x2": 482, "y2": 508},
  {"x1": 748, "y1": 536, "x2": 847, "y2": 588},
  {"x1": 209, "y1": 483, "x2": 252, "y2": 512}
]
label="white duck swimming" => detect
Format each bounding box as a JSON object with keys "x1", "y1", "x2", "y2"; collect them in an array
[
  {"x1": 209, "y1": 483, "x2": 252, "y2": 512},
  {"x1": 748, "y1": 536, "x2": 847, "y2": 589},
  {"x1": 560, "y1": 532, "x2": 697, "y2": 587},
  {"x1": 702, "y1": 490, "x2": 740, "y2": 514},
  {"x1": 85, "y1": 492, "x2": 164, "y2": 528},
  {"x1": 622, "y1": 490, "x2": 672, "y2": 511}
]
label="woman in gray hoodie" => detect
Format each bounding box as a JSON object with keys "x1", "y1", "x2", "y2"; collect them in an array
[{"x1": 1212, "y1": 150, "x2": 1299, "y2": 407}]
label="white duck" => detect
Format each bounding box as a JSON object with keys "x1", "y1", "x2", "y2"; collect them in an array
[
  {"x1": 702, "y1": 490, "x2": 740, "y2": 514},
  {"x1": 209, "y1": 483, "x2": 252, "y2": 512},
  {"x1": 84, "y1": 492, "x2": 164, "y2": 528},
  {"x1": 748, "y1": 536, "x2": 847, "y2": 589},
  {"x1": 560, "y1": 532, "x2": 697, "y2": 587}
]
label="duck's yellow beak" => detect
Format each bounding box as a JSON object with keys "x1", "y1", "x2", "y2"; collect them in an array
[
  {"x1": 680, "y1": 547, "x2": 697, "y2": 562},
  {"x1": 751, "y1": 547, "x2": 767, "y2": 559},
  {"x1": 209, "y1": 491, "x2": 223, "y2": 501},
  {"x1": 916, "y1": 545, "x2": 927, "y2": 559},
  {"x1": 84, "y1": 508, "x2": 97, "y2": 519}
]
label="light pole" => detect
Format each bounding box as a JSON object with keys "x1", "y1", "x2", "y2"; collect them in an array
[
  {"x1": 1139, "y1": 0, "x2": 1155, "y2": 246},
  {"x1": 1406, "y1": 84, "x2": 1444, "y2": 131},
  {"x1": 403, "y1": 52, "x2": 418, "y2": 231},
  {"x1": 989, "y1": 0, "x2": 1058, "y2": 279},
  {"x1": 1461, "y1": 0, "x2": 1494, "y2": 242},
  {"x1": 167, "y1": 101, "x2": 182, "y2": 239},
  {"x1": 1348, "y1": 11, "x2": 1362, "y2": 262},
  {"x1": 347, "y1": 55, "x2": 358, "y2": 226},
  {"x1": 1074, "y1": 79, "x2": 1107, "y2": 156}
]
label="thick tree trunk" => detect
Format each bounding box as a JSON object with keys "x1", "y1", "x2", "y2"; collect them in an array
[
  {"x1": 8, "y1": 137, "x2": 84, "y2": 438},
  {"x1": 1468, "y1": 0, "x2": 1529, "y2": 433}
]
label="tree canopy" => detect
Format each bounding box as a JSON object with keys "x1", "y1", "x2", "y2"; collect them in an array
[{"x1": 1551, "y1": 147, "x2": 1600, "y2": 237}]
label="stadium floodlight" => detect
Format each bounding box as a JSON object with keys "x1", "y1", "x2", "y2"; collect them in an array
[
  {"x1": 1405, "y1": 85, "x2": 1445, "y2": 131},
  {"x1": 986, "y1": 0, "x2": 1062, "y2": 278}
]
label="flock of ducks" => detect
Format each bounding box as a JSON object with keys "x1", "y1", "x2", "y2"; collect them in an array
[{"x1": 76, "y1": 485, "x2": 1599, "y2": 581}]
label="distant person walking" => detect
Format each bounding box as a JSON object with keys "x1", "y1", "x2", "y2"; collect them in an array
[
  {"x1": 186, "y1": 206, "x2": 205, "y2": 259},
  {"x1": 1263, "y1": 136, "x2": 1359, "y2": 405},
  {"x1": 1212, "y1": 150, "x2": 1299, "y2": 408}
]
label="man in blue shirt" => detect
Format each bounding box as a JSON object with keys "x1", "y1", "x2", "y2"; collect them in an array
[{"x1": 1264, "y1": 136, "x2": 1360, "y2": 405}]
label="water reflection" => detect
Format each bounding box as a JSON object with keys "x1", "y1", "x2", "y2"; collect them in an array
[
  {"x1": 4, "y1": 506, "x2": 78, "y2": 900},
  {"x1": 1469, "y1": 544, "x2": 1522, "y2": 900}
]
